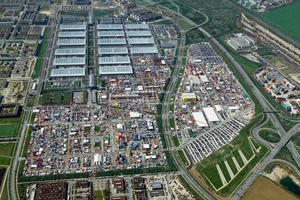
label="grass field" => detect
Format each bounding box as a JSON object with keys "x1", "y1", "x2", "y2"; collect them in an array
[
  {"x1": 275, "y1": 146, "x2": 299, "y2": 170},
  {"x1": 0, "y1": 143, "x2": 15, "y2": 157},
  {"x1": 258, "y1": 129, "x2": 281, "y2": 143},
  {"x1": 242, "y1": 176, "x2": 298, "y2": 200},
  {"x1": 262, "y1": 2, "x2": 300, "y2": 41},
  {"x1": 186, "y1": 29, "x2": 206, "y2": 45},
  {"x1": 261, "y1": 119, "x2": 276, "y2": 130},
  {"x1": 178, "y1": 150, "x2": 189, "y2": 166},
  {"x1": 32, "y1": 58, "x2": 43, "y2": 79},
  {"x1": 0, "y1": 124, "x2": 16, "y2": 137},
  {"x1": 172, "y1": 135, "x2": 179, "y2": 147},
  {"x1": 39, "y1": 91, "x2": 73, "y2": 105},
  {"x1": 292, "y1": 132, "x2": 300, "y2": 147}
]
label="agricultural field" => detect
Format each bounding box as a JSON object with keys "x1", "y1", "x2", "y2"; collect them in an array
[
  {"x1": 262, "y1": 2, "x2": 300, "y2": 41},
  {"x1": 242, "y1": 176, "x2": 298, "y2": 200}
]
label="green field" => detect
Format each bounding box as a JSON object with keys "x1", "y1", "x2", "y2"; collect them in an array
[
  {"x1": 0, "y1": 143, "x2": 15, "y2": 157},
  {"x1": 258, "y1": 129, "x2": 281, "y2": 143},
  {"x1": 0, "y1": 124, "x2": 16, "y2": 137},
  {"x1": 262, "y1": 2, "x2": 300, "y2": 41}
]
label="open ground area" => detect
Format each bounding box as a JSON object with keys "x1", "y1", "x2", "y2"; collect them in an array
[{"x1": 242, "y1": 176, "x2": 298, "y2": 200}]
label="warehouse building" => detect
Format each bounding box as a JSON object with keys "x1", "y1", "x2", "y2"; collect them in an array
[
  {"x1": 99, "y1": 56, "x2": 131, "y2": 65},
  {"x1": 192, "y1": 112, "x2": 209, "y2": 127},
  {"x1": 203, "y1": 107, "x2": 220, "y2": 122},
  {"x1": 130, "y1": 46, "x2": 158, "y2": 55},
  {"x1": 126, "y1": 30, "x2": 152, "y2": 37},
  {"x1": 99, "y1": 66, "x2": 133, "y2": 75},
  {"x1": 181, "y1": 93, "x2": 197, "y2": 102},
  {"x1": 56, "y1": 38, "x2": 86, "y2": 46},
  {"x1": 125, "y1": 24, "x2": 149, "y2": 30},
  {"x1": 58, "y1": 31, "x2": 86, "y2": 38},
  {"x1": 59, "y1": 23, "x2": 87, "y2": 31},
  {"x1": 97, "y1": 38, "x2": 127, "y2": 45},
  {"x1": 227, "y1": 33, "x2": 255, "y2": 51},
  {"x1": 55, "y1": 48, "x2": 86, "y2": 56},
  {"x1": 128, "y1": 37, "x2": 154, "y2": 45},
  {"x1": 97, "y1": 30, "x2": 125, "y2": 37},
  {"x1": 53, "y1": 56, "x2": 86, "y2": 66},
  {"x1": 97, "y1": 24, "x2": 123, "y2": 30},
  {"x1": 98, "y1": 47, "x2": 128, "y2": 55},
  {"x1": 50, "y1": 67, "x2": 86, "y2": 78}
]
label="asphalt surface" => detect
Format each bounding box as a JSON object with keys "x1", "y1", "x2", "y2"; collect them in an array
[{"x1": 9, "y1": 7, "x2": 58, "y2": 200}]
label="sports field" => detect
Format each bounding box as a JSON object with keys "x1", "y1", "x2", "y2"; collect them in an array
[{"x1": 262, "y1": 2, "x2": 300, "y2": 40}]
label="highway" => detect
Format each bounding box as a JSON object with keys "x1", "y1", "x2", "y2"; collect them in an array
[
  {"x1": 8, "y1": 6, "x2": 58, "y2": 200},
  {"x1": 159, "y1": 5, "x2": 300, "y2": 199},
  {"x1": 156, "y1": 13, "x2": 216, "y2": 200}
]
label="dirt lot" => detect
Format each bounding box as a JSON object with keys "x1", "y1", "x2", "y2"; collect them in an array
[{"x1": 242, "y1": 176, "x2": 298, "y2": 200}]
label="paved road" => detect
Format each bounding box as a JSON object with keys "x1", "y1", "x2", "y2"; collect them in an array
[
  {"x1": 231, "y1": 124, "x2": 300, "y2": 200},
  {"x1": 9, "y1": 7, "x2": 58, "y2": 200}
]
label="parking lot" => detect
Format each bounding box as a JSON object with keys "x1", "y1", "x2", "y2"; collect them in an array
[{"x1": 173, "y1": 43, "x2": 253, "y2": 162}]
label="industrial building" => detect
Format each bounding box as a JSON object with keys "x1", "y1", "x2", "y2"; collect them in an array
[
  {"x1": 53, "y1": 56, "x2": 86, "y2": 66},
  {"x1": 97, "y1": 24, "x2": 123, "y2": 30},
  {"x1": 50, "y1": 67, "x2": 86, "y2": 78},
  {"x1": 56, "y1": 38, "x2": 86, "y2": 46},
  {"x1": 125, "y1": 24, "x2": 149, "y2": 30},
  {"x1": 58, "y1": 31, "x2": 86, "y2": 38},
  {"x1": 126, "y1": 30, "x2": 152, "y2": 37},
  {"x1": 54, "y1": 48, "x2": 86, "y2": 56},
  {"x1": 192, "y1": 112, "x2": 209, "y2": 127},
  {"x1": 227, "y1": 33, "x2": 255, "y2": 51},
  {"x1": 97, "y1": 38, "x2": 127, "y2": 45},
  {"x1": 130, "y1": 46, "x2": 158, "y2": 55},
  {"x1": 59, "y1": 23, "x2": 87, "y2": 31},
  {"x1": 98, "y1": 56, "x2": 131, "y2": 65},
  {"x1": 128, "y1": 37, "x2": 155, "y2": 45},
  {"x1": 99, "y1": 66, "x2": 133, "y2": 75},
  {"x1": 97, "y1": 30, "x2": 125, "y2": 37},
  {"x1": 98, "y1": 47, "x2": 128, "y2": 55},
  {"x1": 203, "y1": 107, "x2": 220, "y2": 122},
  {"x1": 181, "y1": 93, "x2": 197, "y2": 102}
]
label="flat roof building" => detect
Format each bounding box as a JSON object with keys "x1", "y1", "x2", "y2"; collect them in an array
[
  {"x1": 53, "y1": 56, "x2": 86, "y2": 66},
  {"x1": 128, "y1": 37, "x2": 154, "y2": 45},
  {"x1": 125, "y1": 24, "x2": 149, "y2": 30},
  {"x1": 99, "y1": 56, "x2": 131, "y2": 65},
  {"x1": 130, "y1": 46, "x2": 158, "y2": 55},
  {"x1": 98, "y1": 47, "x2": 128, "y2": 55},
  {"x1": 55, "y1": 48, "x2": 86, "y2": 56},
  {"x1": 97, "y1": 24, "x2": 123, "y2": 30},
  {"x1": 99, "y1": 66, "x2": 133, "y2": 75},
  {"x1": 192, "y1": 112, "x2": 208, "y2": 127},
  {"x1": 97, "y1": 30, "x2": 125, "y2": 37},
  {"x1": 50, "y1": 67, "x2": 86, "y2": 77},
  {"x1": 182, "y1": 93, "x2": 197, "y2": 102},
  {"x1": 58, "y1": 31, "x2": 86, "y2": 38},
  {"x1": 203, "y1": 107, "x2": 219, "y2": 122},
  {"x1": 126, "y1": 30, "x2": 152, "y2": 37},
  {"x1": 97, "y1": 38, "x2": 126, "y2": 45},
  {"x1": 57, "y1": 38, "x2": 86, "y2": 46},
  {"x1": 59, "y1": 23, "x2": 87, "y2": 31}
]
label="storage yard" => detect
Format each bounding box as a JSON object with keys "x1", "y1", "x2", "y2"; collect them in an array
[
  {"x1": 172, "y1": 43, "x2": 252, "y2": 159},
  {"x1": 253, "y1": 66, "x2": 300, "y2": 114},
  {"x1": 24, "y1": 15, "x2": 176, "y2": 176}
]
